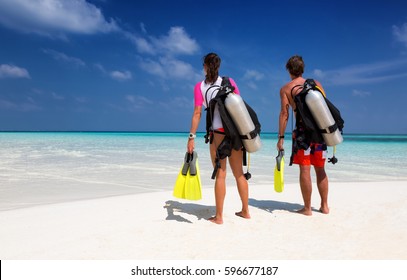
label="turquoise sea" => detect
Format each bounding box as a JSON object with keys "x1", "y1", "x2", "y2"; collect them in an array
[{"x1": 0, "y1": 132, "x2": 406, "y2": 210}]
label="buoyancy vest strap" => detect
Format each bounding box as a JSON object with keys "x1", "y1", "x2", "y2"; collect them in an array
[
  {"x1": 319, "y1": 123, "x2": 338, "y2": 134},
  {"x1": 315, "y1": 85, "x2": 326, "y2": 98},
  {"x1": 290, "y1": 84, "x2": 303, "y2": 99},
  {"x1": 205, "y1": 85, "x2": 220, "y2": 108},
  {"x1": 211, "y1": 157, "x2": 220, "y2": 179},
  {"x1": 240, "y1": 129, "x2": 259, "y2": 140},
  {"x1": 213, "y1": 130, "x2": 225, "y2": 135}
]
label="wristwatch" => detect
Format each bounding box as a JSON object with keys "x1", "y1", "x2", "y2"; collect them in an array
[
  {"x1": 278, "y1": 135, "x2": 285, "y2": 139},
  {"x1": 189, "y1": 133, "x2": 196, "y2": 139}
]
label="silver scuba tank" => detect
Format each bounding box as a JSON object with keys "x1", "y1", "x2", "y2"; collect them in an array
[
  {"x1": 224, "y1": 93, "x2": 261, "y2": 153},
  {"x1": 305, "y1": 89, "x2": 343, "y2": 146}
]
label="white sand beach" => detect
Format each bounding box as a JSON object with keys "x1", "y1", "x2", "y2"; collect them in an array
[{"x1": 1, "y1": 180, "x2": 406, "y2": 260}]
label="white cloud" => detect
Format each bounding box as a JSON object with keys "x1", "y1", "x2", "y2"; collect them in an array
[
  {"x1": 139, "y1": 59, "x2": 166, "y2": 78},
  {"x1": 159, "y1": 96, "x2": 191, "y2": 110},
  {"x1": 127, "y1": 26, "x2": 200, "y2": 80},
  {"x1": 160, "y1": 57, "x2": 196, "y2": 79},
  {"x1": 241, "y1": 70, "x2": 265, "y2": 90},
  {"x1": 140, "y1": 22, "x2": 147, "y2": 34},
  {"x1": 0, "y1": 98, "x2": 41, "y2": 112},
  {"x1": 0, "y1": 0, "x2": 119, "y2": 36},
  {"x1": 125, "y1": 95, "x2": 153, "y2": 110},
  {"x1": 126, "y1": 95, "x2": 152, "y2": 104},
  {"x1": 131, "y1": 35, "x2": 156, "y2": 55},
  {"x1": 52, "y1": 92, "x2": 65, "y2": 100},
  {"x1": 352, "y1": 89, "x2": 371, "y2": 97},
  {"x1": 152, "y1": 27, "x2": 199, "y2": 55},
  {"x1": 313, "y1": 69, "x2": 325, "y2": 79},
  {"x1": 311, "y1": 59, "x2": 407, "y2": 86},
  {"x1": 110, "y1": 70, "x2": 132, "y2": 81},
  {"x1": 0, "y1": 64, "x2": 30, "y2": 79},
  {"x1": 94, "y1": 63, "x2": 132, "y2": 81},
  {"x1": 129, "y1": 26, "x2": 199, "y2": 56},
  {"x1": 139, "y1": 56, "x2": 198, "y2": 80},
  {"x1": 243, "y1": 70, "x2": 264, "y2": 81},
  {"x1": 393, "y1": 22, "x2": 407, "y2": 47},
  {"x1": 42, "y1": 49, "x2": 86, "y2": 67},
  {"x1": 246, "y1": 81, "x2": 259, "y2": 90},
  {"x1": 94, "y1": 63, "x2": 106, "y2": 73},
  {"x1": 75, "y1": 97, "x2": 87, "y2": 103}
]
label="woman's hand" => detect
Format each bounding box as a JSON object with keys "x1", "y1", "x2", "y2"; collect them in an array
[
  {"x1": 277, "y1": 138, "x2": 284, "y2": 151},
  {"x1": 187, "y1": 138, "x2": 195, "y2": 153}
]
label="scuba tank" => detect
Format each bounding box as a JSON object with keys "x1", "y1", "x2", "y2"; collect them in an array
[
  {"x1": 224, "y1": 92, "x2": 262, "y2": 153},
  {"x1": 305, "y1": 89, "x2": 343, "y2": 146}
]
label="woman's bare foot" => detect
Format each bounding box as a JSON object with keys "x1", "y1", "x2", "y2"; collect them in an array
[
  {"x1": 235, "y1": 211, "x2": 251, "y2": 219},
  {"x1": 208, "y1": 216, "x2": 223, "y2": 224},
  {"x1": 296, "y1": 207, "x2": 312, "y2": 216}
]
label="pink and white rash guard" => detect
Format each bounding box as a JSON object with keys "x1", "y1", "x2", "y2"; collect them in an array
[{"x1": 194, "y1": 76, "x2": 240, "y2": 130}]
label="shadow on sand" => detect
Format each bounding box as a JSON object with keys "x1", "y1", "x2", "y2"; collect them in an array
[
  {"x1": 164, "y1": 198, "x2": 313, "y2": 223},
  {"x1": 249, "y1": 198, "x2": 305, "y2": 214},
  {"x1": 164, "y1": 200, "x2": 215, "y2": 223}
]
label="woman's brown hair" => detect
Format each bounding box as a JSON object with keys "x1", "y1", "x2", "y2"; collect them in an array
[{"x1": 203, "y1": 53, "x2": 221, "y2": 84}]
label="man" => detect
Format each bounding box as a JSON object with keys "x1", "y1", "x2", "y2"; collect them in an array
[{"x1": 277, "y1": 55, "x2": 329, "y2": 216}]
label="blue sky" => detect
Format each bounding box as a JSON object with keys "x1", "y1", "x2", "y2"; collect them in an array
[{"x1": 1, "y1": 0, "x2": 407, "y2": 134}]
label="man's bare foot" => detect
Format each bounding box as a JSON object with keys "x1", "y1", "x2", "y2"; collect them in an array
[
  {"x1": 235, "y1": 211, "x2": 251, "y2": 219},
  {"x1": 319, "y1": 206, "x2": 330, "y2": 214},
  {"x1": 208, "y1": 216, "x2": 223, "y2": 224},
  {"x1": 296, "y1": 208, "x2": 312, "y2": 216}
]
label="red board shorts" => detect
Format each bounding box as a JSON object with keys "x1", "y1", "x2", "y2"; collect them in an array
[{"x1": 292, "y1": 143, "x2": 327, "y2": 167}]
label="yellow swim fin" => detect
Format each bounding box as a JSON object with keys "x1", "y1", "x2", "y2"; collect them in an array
[
  {"x1": 173, "y1": 170, "x2": 186, "y2": 199},
  {"x1": 274, "y1": 149, "x2": 284, "y2": 193},
  {"x1": 173, "y1": 151, "x2": 202, "y2": 200},
  {"x1": 184, "y1": 151, "x2": 202, "y2": 200},
  {"x1": 173, "y1": 152, "x2": 189, "y2": 199}
]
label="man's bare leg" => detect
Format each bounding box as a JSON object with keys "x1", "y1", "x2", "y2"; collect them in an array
[
  {"x1": 315, "y1": 166, "x2": 329, "y2": 214},
  {"x1": 297, "y1": 165, "x2": 313, "y2": 216}
]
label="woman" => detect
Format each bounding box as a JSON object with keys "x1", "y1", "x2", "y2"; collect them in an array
[{"x1": 187, "y1": 52, "x2": 250, "y2": 224}]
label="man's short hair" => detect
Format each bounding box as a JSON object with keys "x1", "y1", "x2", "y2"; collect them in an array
[{"x1": 286, "y1": 55, "x2": 305, "y2": 77}]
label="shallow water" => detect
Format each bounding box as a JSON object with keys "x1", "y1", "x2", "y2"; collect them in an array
[{"x1": 0, "y1": 132, "x2": 406, "y2": 210}]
